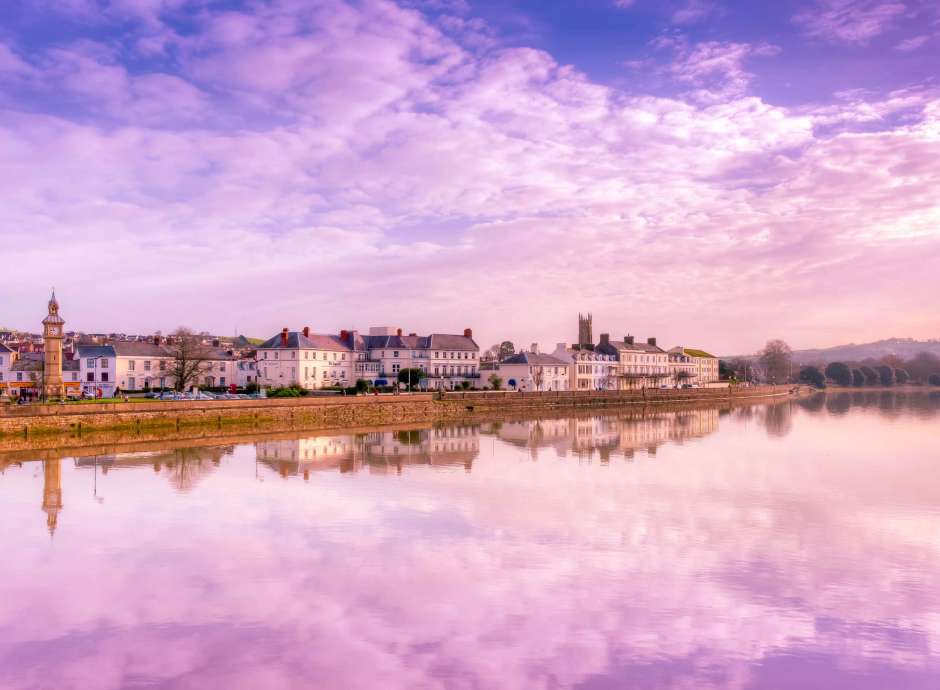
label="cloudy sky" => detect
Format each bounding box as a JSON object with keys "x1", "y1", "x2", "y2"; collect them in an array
[{"x1": 1, "y1": 0, "x2": 939, "y2": 353}]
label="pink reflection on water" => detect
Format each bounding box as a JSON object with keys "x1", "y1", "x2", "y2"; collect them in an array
[{"x1": 1, "y1": 396, "x2": 939, "y2": 689}]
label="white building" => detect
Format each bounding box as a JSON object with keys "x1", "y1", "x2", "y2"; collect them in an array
[
  {"x1": 596, "y1": 334, "x2": 671, "y2": 389},
  {"x1": 113, "y1": 339, "x2": 238, "y2": 392},
  {"x1": 668, "y1": 347, "x2": 720, "y2": 385},
  {"x1": 551, "y1": 343, "x2": 617, "y2": 391},
  {"x1": 77, "y1": 344, "x2": 117, "y2": 397},
  {"x1": 347, "y1": 327, "x2": 480, "y2": 389},
  {"x1": 256, "y1": 328, "x2": 353, "y2": 390},
  {"x1": 489, "y1": 350, "x2": 571, "y2": 391}
]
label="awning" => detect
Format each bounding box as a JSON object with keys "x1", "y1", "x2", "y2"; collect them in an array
[{"x1": 374, "y1": 379, "x2": 389, "y2": 386}]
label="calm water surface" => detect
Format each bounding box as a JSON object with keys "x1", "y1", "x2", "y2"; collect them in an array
[{"x1": 2, "y1": 392, "x2": 940, "y2": 689}]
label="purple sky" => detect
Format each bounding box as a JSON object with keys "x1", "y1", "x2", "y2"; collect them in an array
[{"x1": 1, "y1": 0, "x2": 939, "y2": 353}]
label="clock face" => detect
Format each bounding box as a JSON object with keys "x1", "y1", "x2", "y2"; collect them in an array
[{"x1": 49, "y1": 327, "x2": 60, "y2": 336}]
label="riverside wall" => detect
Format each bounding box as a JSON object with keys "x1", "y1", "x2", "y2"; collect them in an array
[{"x1": 0, "y1": 385, "x2": 803, "y2": 440}]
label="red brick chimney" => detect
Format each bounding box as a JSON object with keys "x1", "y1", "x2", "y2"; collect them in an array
[
  {"x1": 647, "y1": 337, "x2": 657, "y2": 347},
  {"x1": 281, "y1": 328, "x2": 289, "y2": 346},
  {"x1": 625, "y1": 335, "x2": 635, "y2": 345},
  {"x1": 396, "y1": 328, "x2": 403, "y2": 337},
  {"x1": 153, "y1": 335, "x2": 161, "y2": 345},
  {"x1": 302, "y1": 326, "x2": 310, "y2": 338},
  {"x1": 463, "y1": 328, "x2": 473, "y2": 338},
  {"x1": 340, "y1": 329, "x2": 349, "y2": 342}
]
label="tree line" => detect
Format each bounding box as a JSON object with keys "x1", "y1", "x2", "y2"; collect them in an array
[{"x1": 721, "y1": 340, "x2": 940, "y2": 388}]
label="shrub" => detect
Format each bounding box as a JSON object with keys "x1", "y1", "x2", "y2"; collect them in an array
[
  {"x1": 851, "y1": 369, "x2": 865, "y2": 386},
  {"x1": 860, "y1": 366, "x2": 879, "y2": 385},
  {"x1": 894, "y1": 369, "x2": 910, "y2": 385},
  {"x1": 798, "y1": 366, "x2": 825, "y2": 388},
  {"x1": 824, "y1": 362, "x2": 852, "y2": 387},
  {"x1": 875, "y1": 365, "x2": 895, "y2": 386}
]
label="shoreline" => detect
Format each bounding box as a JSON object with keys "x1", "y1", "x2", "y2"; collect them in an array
[
  {"x1": 0, "y1": 385, "x2": 807, "y2": 445},
  {"x1": 0, "y1": 392, "x2": 800, "y2": 463}
]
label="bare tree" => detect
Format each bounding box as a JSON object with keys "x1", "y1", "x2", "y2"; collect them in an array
[
  {"x1": 169, "y1": 327, "x2": 214, "y2": 392},
  {"x1": 531, "y1": 365, "x2": 544, "y2": 391},
  {"x1": 673, "y1": 369, "x2": 692, "y2": 387},
  {"x1": 758, "y1": 339, "x2": 793, "y2": 383}
]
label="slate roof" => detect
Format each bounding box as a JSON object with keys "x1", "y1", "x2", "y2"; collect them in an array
[
  {"x1": 260, "y1": 331, "x2": 478, "y2": 352},
  {"x1": 501, "y1": 352, "x2": 570, "y2": 366},
  {"x1": 258, "y1": 331, "x2": 352, "y2": 352},
  {"x1": 597, "y1": 340, "x2": 666, "y2": 355},
  {"x1": 112, "y1": 341, "x2": 171, "y2": 357},
  {"x1": 76, "y1": 345, "x2": 117, "y2": 359}
]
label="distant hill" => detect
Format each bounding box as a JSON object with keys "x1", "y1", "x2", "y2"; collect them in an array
[{"x1": 791, "y1": 338, "x2": 940, "y2": 364}]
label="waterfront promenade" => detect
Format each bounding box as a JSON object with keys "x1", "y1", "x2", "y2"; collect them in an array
[{"x1": 0, "y1": 385, "x2": 804, "y2": 440}]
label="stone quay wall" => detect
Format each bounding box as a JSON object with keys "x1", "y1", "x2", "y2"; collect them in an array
[{"x1": 0, "y1": 385, "x2": 801, "y2": 440}]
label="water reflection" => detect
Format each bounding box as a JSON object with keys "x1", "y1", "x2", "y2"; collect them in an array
[{"x1": 1, "y1": 393, "x2": 939, "y2": 690}]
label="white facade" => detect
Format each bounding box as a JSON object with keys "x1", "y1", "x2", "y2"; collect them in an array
[
  {"x1": 597, "y1": 335, "x2": 671, "y2": 389},
  {"x1": 77, "y1": 345, "x2": 117, "y2": 397},
  {"x1": 256, "y1": 329, "x2": 353, "y2": 390},
  {"x1": 113, "y1": 340, "x2": 238, "y2": 391},
  {"x1": 490, "y1": 351, "x2": 571, "y2": 391},
  {"x1": 551, "y1": 343, "x2": 617, "y2": 391}
]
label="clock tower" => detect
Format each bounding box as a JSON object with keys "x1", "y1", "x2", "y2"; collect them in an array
[{"x1": 42, "y1": 290, "x2": 65, "y2": 401}]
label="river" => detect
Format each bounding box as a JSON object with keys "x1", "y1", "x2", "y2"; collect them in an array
[{"x1": 1, "y1": 391, "x2": 939, "y2": 689}]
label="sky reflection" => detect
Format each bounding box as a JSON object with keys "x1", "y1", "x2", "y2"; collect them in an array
[{"x1": 1, "y1": 394, "x2": 939, "y2": 689}]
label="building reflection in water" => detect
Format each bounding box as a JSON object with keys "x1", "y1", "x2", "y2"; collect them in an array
[
  {"x1": 484, "y1": 408, "x2": 721, "y2": 462},
  {"x1": 255, "y1": 425, "x2": 480, "y2": 479},
  {"x1": 255, "y1": 407, "x2": 728, "y2": 478},
  {"x1": 73, "y1": 447, "x2": 232, "y2": 492},
  {"x1": 11, "y1": 403, "x2": 787, "y2": 532}
]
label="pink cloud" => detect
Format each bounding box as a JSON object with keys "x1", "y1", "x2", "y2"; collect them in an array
[
  {"x1": 794, "y1": 0, "x2": 907, "y2": 43},
  {"x1": 0, "y1": 0, "x2": 937, "y2": 353}
]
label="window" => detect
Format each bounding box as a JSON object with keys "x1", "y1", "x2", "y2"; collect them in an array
[
  {"x1": 305, "y1": 351, "x2": 309, "y2": 359},
  {"x1": 102, "y1": 373, "x2": 109, "y2": 382},
  {"x1": 219, "y1": 362, "x2": 225, "y2": 371},
  {"x1": 128, "y1": 377, "x2": 136, "y2": 389},
  {"x1": 129, "y1": 360, "x2": 136, "y2": 371},
  {"x1": 87, "y1": 372, "x2": 94, "y2": 382},
  {"x1": 274, "y1": 352, "x2": 279, "y2": 360},
  {"x1": 341, "y1": 353, "x2": 346, "y2": 360},
  {"x1": 220, "y1": 377, "x2": 226, "y2": 386},
  {"x1": 158, "y1": 360, "x2": 164, "y2": 371},
  {"x1": 291, "y1": 351, "x2": 296, "y2": 359},
  {"x1": 87, "y1": 358, "x2": 95, "y2": 368},
  {"x1": 394, "y1": 351, "x2": 399, "y2": 357},
  {"x1": 144, "y1": 360, "x2": 151, "y2": 371},
  {"x1": 17, "y1": 373, "x2": 22, "y2": 381},
  {"x1": 263, "y1": 351, "x2": 268, "y2": 359}
]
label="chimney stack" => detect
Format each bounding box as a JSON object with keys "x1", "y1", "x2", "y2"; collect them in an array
[
  {"x1": 212, "y1": 338, "x2": 220, "y2": 347},
  {"x1": 647, "y1": 337, "x2": 657, "y2": 347},
  {"x1": 340, "y1": 329, "x2": 349, "y2": 342},
  {"x1": 463, "y1": 328, "x2": 473, "y2": 339},
  {"x1": 153, "y1": 335, "x2": 161, "y2": 345},
  {"x1": 600, "y1": 333, "x2": 610, "y2": 345},
  {"x1": 281, "y1": 328, "x2": 289, "y2": 346},
  {"x1": 302, "y1": 326, "x2": 310, "y2": 338},
  {"x1": 625, "y1": 335, "x2": 635, "y2": 345},
  {"x1": 396, "y1": 328, "x2": 403, "y2": 337},
  {"x1": 530, "y1": 342, "x2": 539, "y2": 354}
]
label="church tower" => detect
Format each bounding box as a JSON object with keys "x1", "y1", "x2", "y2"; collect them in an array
[
  {"x1": 578, "y1": 313, "x2": 593, "y2": 347},
  {"x1": 42, "y1": 291, "x2": 65, "y2": 401}
]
